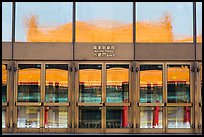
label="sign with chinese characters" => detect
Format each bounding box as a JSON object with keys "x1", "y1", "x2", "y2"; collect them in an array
[{"x1": 93, "y1": 45, "x2": 115, "y2": 57}]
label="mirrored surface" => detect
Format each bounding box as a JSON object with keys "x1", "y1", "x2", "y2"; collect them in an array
[
  {"x1": 2, "y1": 64, "x2": 7, "y2": 102},
  {"x1": 16, "y1": 2, "x2": 72, "y2": 42},
  {"x1": 17, "y1": 106, "x2": 40, "y2": 128},
  {"x1": 76, "y1": 2, "x2": 133, "y2": 42},
  {"x1": 2, "y1": 107, "x2": 6, "y2": 128},
  {"x1": 167, "y1": 65, "x2": 190, "y2": 103},
  {"x1": 44, "y1": 107, "x2": 67, "y2": 128},
  {"x1": 18, "y1": 64, "x2": 41, "y2": 102},
  {"x1": 168, "y1": 107, "x2": 191, "y2": 128},
  {"x1": 2, "y1": 2, "x2": 12, "y2": 42},
  {"x1": 106, "y1": 65, "x2": 129, "y2": 103},
  {"x1": 136, "y1": 2, "x2": 193, "y2": 43},
  {"x1": 140, "y1": 65, "x2": 163, "y2": 103},
  {"x1": 196, "y1": 2, "x2": 202, "y2": 43},
  {"x1": 45, "y1": 64, "x2": 68, "y2": 103},
  {"x1": 79, "y1": 64, "x2": 102, "y2": 103},
  {"x1": 78, "y1": 106, "x2": 101, "y2": 128},
  {"x1": 106, "y1": 107, "x2": 129, "y2": 128},
  {"x1": 140, "y1": 107, "x2": 163, "y2": 128}
]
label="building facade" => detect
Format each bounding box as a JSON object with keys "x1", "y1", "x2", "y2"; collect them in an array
[{"x1": 2, "y1": 2, "x2": 202, "y2": 134}]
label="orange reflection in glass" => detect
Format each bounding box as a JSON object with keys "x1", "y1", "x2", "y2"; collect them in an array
[
  {"x1": 140, "y1": 70, "x2": 162, "y2": 87},
  {"x1": 107, "y1": 68, "x2": 128, "y2": 86},
  {"x1": 46, "y1": 69, "x2": 68, "y2": 87},
  {"x1": 79, "y1": 69, "x2": 101, "y2": 86},
  {"x1": 18, "y1": 68, "x2": 41, "y2": 84},
  {"x1": 167, "y1": 67, "x2": 190, "y2": 84},
  {"x1": 2, "y1": 65, "x2": 7, "y2": 85},
  {"x1": 25, "y1": 14, "x2": 194, "y2": 43},
  {"x1": 26, "y1": 15, "x2": 72, "y2": 42}
]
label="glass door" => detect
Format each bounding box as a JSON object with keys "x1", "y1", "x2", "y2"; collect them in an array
[
  {"x1": 75, "y1": 63, "x2": 103, "y2": 133},
  {"x1": 2, "y1": 62, "x2": 9, "y2": 132},
  {"x1": 198, "y1": 63, "x2": 202, "y2": 133},
  {"x1": 165, "y1": 63, "x2": 193, "y2": 133},
  {"x1": 43, "y1": 63, "x2": 70, "y2": 133},
  {"x1": 14, "y1": 62, "x2": 42, "y2": 133},
  {"x1": 104, "y1": 63, "x2": 132, "y2": 133},
  {"x1": 136, "y1": 63, "x2": 165, "y2": 133}
]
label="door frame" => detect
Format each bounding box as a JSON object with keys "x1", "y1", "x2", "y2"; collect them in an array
[
  {"x1": 74, "y1": 61, "x2": 133, "y2": 134},
  {"x1": 2, "y1": 61, "x2": 10, "y2": 133}
]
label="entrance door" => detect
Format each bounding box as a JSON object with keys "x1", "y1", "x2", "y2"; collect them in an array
[
  {"x1": 165, "y1": 63, "x2": 193, "y2": 133},
  {"x1": 13, "y1": 62, "x2": 72, "y2": 133},
  {"x1": 43, "y1": 63, "x2": 71, "y2": 133},
  {"x1": 75, "y1": 63, "x2": 103, "y2": 133},
  {"x1": 74, "y1": 62, "x2": 133, "y2": 134},
  {"x1": 136, "y1": 63, "x2": 165, "y2": 133},
  {"x1": 14, "y1": 62, "x2": 42, "y2": 133},
  {"x1": 2, "y1": 62, "x2": 10, "y2": 133},
  {"x1": 198, "y1": 63, "x2": 202, "y2": 133},
  {"x1": 135, "y1": 62, "x2": 194, "y2": 134},
  {"x1": 104, "y1": 63, "x2": 132, "y2": 133}
]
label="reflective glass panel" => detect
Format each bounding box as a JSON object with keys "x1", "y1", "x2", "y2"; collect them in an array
[
  {"x1": 18, "y1": 64, "x2": 41, "y2": 102},
  {"x1": 78, "y1": 107, "x2": 101, "y2": 128},
  {"x1": 2, "y1": 2, "x2": 12, "y2": 42},
  {"x1": 201, "y1": 65, "x2": 202, "y2": 103},
  {"x1": 44, "y1": 107, "x2": 67, "y2": 128},
  {"x1": 106, "y1": 107, "x2": 129, "y2": 128},
  {"x1": 2, "y1": 107, "x2": 6, "y2": 128},
  {"x1": 76, "y1": 2, "x2": 133, "y2": 42},
  {"x1": 140, "y1": 107, "x2": 163, "y2": 128},
  {"x1": 16, "y1": 2, "x2": 72, "y2": 42},
  {"x1": 2, "y1": 64, "x2": 7, "y2": 102},
  {"x1": 106, "y1": 65, "x2": 129, "y2": 103},
  {"x1": 168, "y1": 107, "x2": 191, "y2": 128},
  {"x1": 196, "y1": 2, "x2": 202, "y2": 43},
  {"x1": 45, "y1": 64, "x2": 68, "y2": 103},
  {"x1": 167, "y1": 65, "x2": 190, "y2": 103},
  {"x1": 136, "y1": 2, "x2": 193, "y2": 43},
  {"x1": 17, "y1": 106, "x2": 40, "y2": 128},
  {"x1": 79, "y1": 64, "x2": 102, "y2": 103},
  {"x1": 140, "y1": 65, "x2": 163, "y2": 103}
]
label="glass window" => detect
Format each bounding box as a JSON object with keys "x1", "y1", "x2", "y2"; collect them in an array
[
  {"x1": 2, "y1": 107, "x2": 6, "y2": 128},
  {"x1": 106, "y1": 65, "x2": 129, "y2": 103},
  {"x1": 167, "y1": 65, "x2": 190, "y2": 103},
  {"x1": 76, "y1": 2, "x2": 133, "y2": 42},
  {"x1": 44, "y1": 107, "x2": 67, "y2": 128},
  {"x1": 2, "y1": 2, "x2": 12, "y2": 42},
  {"x1": 79, "y1": 64, "x2": 102, "y2": 103},
  {"x1": 78, "y1": 106, "x2": 101, "y2": 128},
  {"x1": 196, "y1": 2, "x2": 202, "y2": 43},
  {"x1": 140, "y1": 107, "x2": 163, "y2": 128},
  {"x1": 139, "y1": 65, "x2": 163, "y2": 103},
  {"x1": 168, "y1": 107, "x2": 191, "y2": 128},
  {"x1": 17, "y1": 64, "x2": 41, "y2": 102},
  {"x1": 201, "y1": 64, "x2": 202, "y2": 103},
  {"x1": 45, "y1": 64, "x2": 68, "y2": 103},
  {"x1": 136, "y1": 2, "x2": 193, "y2": 43},
  {"x1": 17, "y1": 106, "x2": 40, "y2": 128},
  {"x1": 2, "y1": 64, "x2": 7, "y2": 102},
  {"x1": 106, "y1": 107, "x2": 130, "y2": 128},
  {"x1": 15, "y1": 2, "x2": 72, "y2": 42}
]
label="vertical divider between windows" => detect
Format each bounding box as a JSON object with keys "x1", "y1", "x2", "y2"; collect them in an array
[
  {"x1": 10, "y1": 1, "x2": 16, "y2": 133},
  {"x1": 133, "y1": 2, "x2": 136, "y2": 61},
  {"x1": 193, "y1": 2, "x2": 197, "y2": 134}
]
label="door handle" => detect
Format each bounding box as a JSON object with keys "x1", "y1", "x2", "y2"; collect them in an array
[
  {"x1": 68, "y1": 123, "x2": 72, "y2": 128},
  {"x1": 74, "y1": 123, "x2": 77, "y2": 128},
  {"x1": 100, "y1": 102, "x2": 105, "y2": 106}
]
